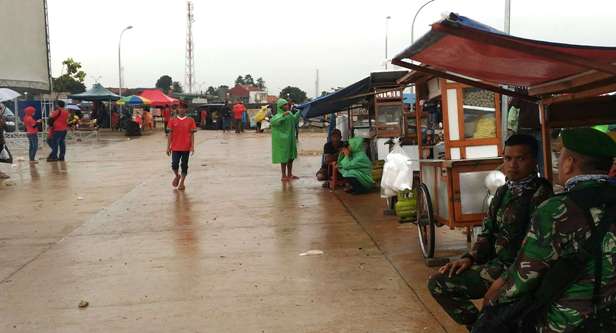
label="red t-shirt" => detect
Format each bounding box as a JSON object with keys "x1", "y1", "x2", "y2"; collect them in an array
[
  {"x1": 51, "y1": 108, "x2": 69, "y2": 131},
  {"x1": 162, "y1": 108, "x2": 171, "y2": 121},
  {"x1": 232, "y1": 104, "x2": 246, "y2": 120},
  {"x1": 24, "y1": 115, "x2": 38, "y2": 134},
  {"x1": 169, "y1": 116, "x2": 196, "y2": 151}
]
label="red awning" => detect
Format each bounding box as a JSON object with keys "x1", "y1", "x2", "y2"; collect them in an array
[
  {"x1": 393, "y1": 13, "x2": 616, "y2": 98},
  {"x1": 138, "y1": 89, "x2": 179, "y2": 106}
]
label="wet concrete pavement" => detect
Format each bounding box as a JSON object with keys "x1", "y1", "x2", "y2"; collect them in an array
[{"x1": 0, "y1": 130, "x2": 468, "y2": 332}]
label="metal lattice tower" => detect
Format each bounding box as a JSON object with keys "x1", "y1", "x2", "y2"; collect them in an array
[{"x1": 185, "y1": 1, "x2": 195, "y2": 94}]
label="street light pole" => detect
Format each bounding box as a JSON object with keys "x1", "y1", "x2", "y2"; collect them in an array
[
  {"x1": 504, "y1": 0, "x2": 511, "y2": 34},
  {"x1": 118, "y1": 25, "x2": 133, "y2": 97},
  {"x1": 411, "y1": 0, "x2": 436, "y2": 44},
  {"x1": 385, "y1": 16, "x2": 391, "y2": 70}
]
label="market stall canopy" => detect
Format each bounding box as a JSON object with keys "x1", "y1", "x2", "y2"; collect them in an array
[
  {"x1": 69, "y1": 83, "x2": 120, "y2": 101},
  {"x1": 297, "y1": 71, "x2": 408, "y2": 118},
  {"x1": 392, "y1": 13, "x2": 616, "y2": 101},
  {"x1": 117, "y1": 95, "x2": 151, "y2": 106},
  {"x1": 138, "y1": 89, "x2": 179, "y2": 106}
]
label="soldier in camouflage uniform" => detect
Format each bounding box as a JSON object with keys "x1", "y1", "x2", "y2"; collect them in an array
[
  {"x1": 428, "y1": 135, "x2": 553, "y2": 328},
  {"x1": 481, "y1": 127, "x2": 616, "y2": 333}
]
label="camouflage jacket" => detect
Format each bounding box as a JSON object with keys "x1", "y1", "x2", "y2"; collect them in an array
[
  {"x1": 498, "y1": 176, "x2": 616, "y2": 333},
  {"x1": 466, "y1": 175, "x2": 553, "y2": 281}
]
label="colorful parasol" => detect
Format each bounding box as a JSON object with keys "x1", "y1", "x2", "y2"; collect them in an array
[{"x1": 117, "y1": 95, "x2": 151, "y2": 106}]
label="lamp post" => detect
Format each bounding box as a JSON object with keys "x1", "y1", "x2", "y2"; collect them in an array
[
  {"x1": 411, "y1": 0, "x2": 436, "y2": 44},
  {"x1": 118, "y1": 25, "x2": 133, "y2": 97},
  {"x1": 504, "y1": 0, "x2": 511, "y2": 34},
  {"x1": 385, "y1": 16, "x2": 391, "y2": 70}
]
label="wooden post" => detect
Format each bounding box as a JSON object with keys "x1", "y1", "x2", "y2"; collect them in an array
[
  {"x1": 539, "y1": 103, "x2": 553, "y2": 181},
  {"x1": 416, "y1": 95, "x2": 423, "y2": 150}
]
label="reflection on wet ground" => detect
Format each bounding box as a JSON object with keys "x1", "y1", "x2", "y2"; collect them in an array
[{"x1": 0, "y1": 130, "x2": 452, "y2": 332}]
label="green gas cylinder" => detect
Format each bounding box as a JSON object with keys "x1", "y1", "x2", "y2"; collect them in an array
[{"x1": 395, "y1": 189, "x2": 417, "y2": 222}]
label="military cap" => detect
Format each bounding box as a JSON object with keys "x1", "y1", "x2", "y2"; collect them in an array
[{"x1": 561, "y1": 127, "x2": 616, "y2": 158}]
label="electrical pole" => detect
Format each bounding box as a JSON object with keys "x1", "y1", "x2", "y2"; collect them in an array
[
  {"x1": 185, "y1": 1, "x2": 196, "y2": 94},
  {"x1": 385, "y1": 16, "x2": 391, "y2": 70},
  {"x1": 315, "y1": 69, "x2": 319, "y2": 98}
]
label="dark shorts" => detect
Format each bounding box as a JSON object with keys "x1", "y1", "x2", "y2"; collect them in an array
[{"x1": 171, "y1": 151, "x2": 190, "y2": 175}]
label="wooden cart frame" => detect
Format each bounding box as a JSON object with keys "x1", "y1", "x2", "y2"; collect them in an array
[{"x1": 392, "y1": 13, "x2": 616, "y2": 258}]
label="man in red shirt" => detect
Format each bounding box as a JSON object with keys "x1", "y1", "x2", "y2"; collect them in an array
[
  {"x1": 232, "y1": 101, "x2": 246, "y2": 133},
  {"x1": 166, "y1": 105, "x2": 197, "y2": 190},
  {"x1": 23, "y1": 106, "x2": 41, "y2": 163},
  {"x1": 162, "y1": 104, "x2": 171, "y2": 134},
  {"x1": 48, "y1": 100, "x2": 69, "y2": 162}
]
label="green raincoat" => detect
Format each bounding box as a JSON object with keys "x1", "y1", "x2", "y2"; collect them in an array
[
  {"x1": 271, "y1": 98, "x2": 301, "y2": 164},
  {"x1": 337, "y1": 137, "x2": 374, "y2": 189}
]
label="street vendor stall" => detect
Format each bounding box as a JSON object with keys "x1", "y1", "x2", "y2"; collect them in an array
[
  {"x1": 192, "y1": 103, "x2": 225, "y2": 130},
  {"x1": 392, "y1": 12, "x2": 616, "y2": 258},
  {"x1": 297, "y1": 71, "x2": 411, "y2": 161},
  {"x1": 117, "y1": 95, "x2": 151, "y2": 136},
  {"x1": 69, "y1": 83, "x2": 121, "y2": 129},
  {"x1": 392, "y1": 67, "x2": 504, "y2": 258}
]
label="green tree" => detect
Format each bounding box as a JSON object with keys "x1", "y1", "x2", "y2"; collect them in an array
[
  {"x1": 172, "y1": 81, "x2": 184, "y2": 93},
  {"x1": 155, "y1": 75, "x2": 173, "y2": 94},
  {"x1": 235, "y1": 75, "x2": 245, "y2": 85},
  {"x1": 206, "y1": 86, "x2": 216, "y2": 95},
  {"x1": 256, "y1": 77, "x2": 266, "y2": 90},
  {"x1": 216, "y1": 85, "x2": 229, "y2": 100},
  {"x1": 279, "y1": 86, "x2": 308, "y2": 103},
  {"x1": 52, "y1": 58, "x2": 86, "y2": 94},
  {"x1": 244, "y1": 74, "x2": 254, "y2": 85}
]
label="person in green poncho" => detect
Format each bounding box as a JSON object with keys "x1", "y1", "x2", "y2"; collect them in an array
[
  {"x1": 271, "y1": 98, "x2": 301, "y2": 181},
  {"x1": 338, "y1": 136, "x2": 375, "y2": 194}
]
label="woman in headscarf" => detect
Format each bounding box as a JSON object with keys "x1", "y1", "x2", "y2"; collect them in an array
[{"x1": 271, "y1": 98, "x2": 301, "y2": 181}]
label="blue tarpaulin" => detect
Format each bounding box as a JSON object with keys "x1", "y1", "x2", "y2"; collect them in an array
[
  {"x1": 296, "y1": 77, "x2": 370, "y2": 119},
  {"x1": 297, "y1": 71, "x2": 408, "y2": 119}
]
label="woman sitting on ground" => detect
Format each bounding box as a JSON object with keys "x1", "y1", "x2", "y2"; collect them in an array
[{"x1": 337, "y1": 136, "x2": 375, "y2": 194}]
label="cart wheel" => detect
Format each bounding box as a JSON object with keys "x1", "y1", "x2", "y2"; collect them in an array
[{"x1": 416, "y1": 183, "x2": 436, "y2": 258}]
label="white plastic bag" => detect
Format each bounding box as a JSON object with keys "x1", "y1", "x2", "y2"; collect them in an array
[
  {"x1": 380, "y1": 140, "x2": 413, "y2": 198},
  {"x1": 0, "y1": 145, "x2": 12, "y2": 164},
  {"x1": 260, "y1": 119, "x2": 270, "y2": 130}
]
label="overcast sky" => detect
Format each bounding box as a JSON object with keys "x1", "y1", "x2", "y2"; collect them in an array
[{"x1": 47, "y1": 0, "x2": 616, "y2": 97}]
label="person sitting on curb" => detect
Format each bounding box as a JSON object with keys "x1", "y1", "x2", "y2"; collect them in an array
[
  {"x1": 427, "y1": 134, "x2": 553, "y2": 331},
  {"x1": 337, "y1": 136, "x2": 375, "y2": 194},
  {"x1": 317, "y1": 129, "x2": 345, "y2": 187}
]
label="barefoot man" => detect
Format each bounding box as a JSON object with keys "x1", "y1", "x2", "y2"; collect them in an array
[
  {"x1": 166, "y1": 104, "x2": 196, "y2": 190},
  {"x1": 271, "y1": 98, "x2": 301, "y2": 181}
]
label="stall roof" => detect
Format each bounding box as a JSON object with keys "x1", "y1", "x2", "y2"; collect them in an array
[
  {"x1": 392, "y1": 13, "x2": 616, "y2": 99},
  {"x1": 69, "y1": 83, "x2": 121, "y2": 101},
  {"x1": 139, "y1": 89, "x2": 179, "y2": 106},
  {"x1": 297, "y1": 71, "x2": 408, "y2": 119}
]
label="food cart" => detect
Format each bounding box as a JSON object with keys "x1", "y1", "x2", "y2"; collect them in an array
[
  {"x1": 392, "y1": 13, "x2": 616, "y2": 258},
  {"x1": 297, "y1": 71, "x2": 412, "y2": 161},
  {"x1": 392, "y1": 67, "x2": 504, "y2": 258}
]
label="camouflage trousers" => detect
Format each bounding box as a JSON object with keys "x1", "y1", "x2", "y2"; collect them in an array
[{"x1": 428, "y1": 266, "x2": 493, "y2": 326}]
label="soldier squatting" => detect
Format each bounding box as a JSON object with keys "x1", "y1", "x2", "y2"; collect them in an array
[{"x1": 428, "y1": 129, "x2": 616, "y2": 333}]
